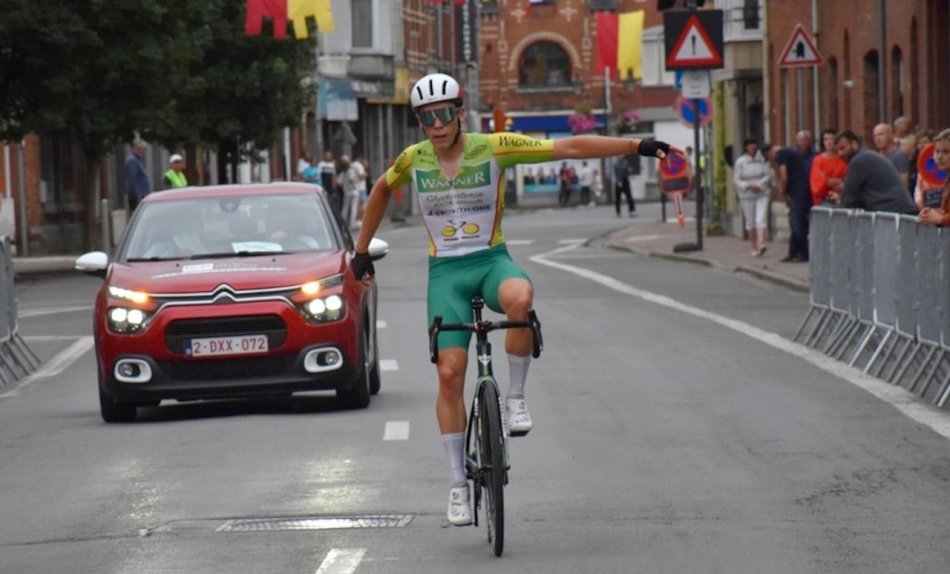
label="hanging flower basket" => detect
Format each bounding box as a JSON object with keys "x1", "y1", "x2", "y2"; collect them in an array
[
  {"x1": 616, "y1": 110, "x2": 642, "y2": 134},
  {"x1": 568, "y1": 104, "x2": 598, "y2": 134}
]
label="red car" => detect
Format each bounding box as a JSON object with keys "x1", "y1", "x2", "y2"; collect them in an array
[{"x1": 75, "y1": 183, "x2": 388, "y2": 422}]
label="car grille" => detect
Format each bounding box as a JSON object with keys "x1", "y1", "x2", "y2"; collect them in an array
[
  {"x1": 160, "y1": 355, "x2": 297, "y2": 380},
  {"x1": 164, "y1": 315, "x2": 288, "y2": 353}
]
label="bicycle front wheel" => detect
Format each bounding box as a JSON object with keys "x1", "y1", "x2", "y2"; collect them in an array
[{"x1": 478, "y1": 380, "x2": 506, "y2": 556}]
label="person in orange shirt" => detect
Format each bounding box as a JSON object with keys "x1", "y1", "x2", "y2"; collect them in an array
[
  {"x1": 810, "y1": 128, "x2": 848, "y2": 206},
  {"x1": 919, "y1": 128, "x2": 950, "y2": 227}
]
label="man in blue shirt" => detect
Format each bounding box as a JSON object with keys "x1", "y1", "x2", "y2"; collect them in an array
[
  {"x1": 125, "y1": 139, "x2": 152, "y2": 212},
  {"x1": 764, "y1": 143, "x2": 812, "y2": 262}
]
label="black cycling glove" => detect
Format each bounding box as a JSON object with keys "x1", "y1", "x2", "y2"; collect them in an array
[
  {"x1": 351, "y1": 252, "x2": 375, "y2": 280},
  {"x1": 637, "y1": 139, "x2": 671, "y2": 158}
]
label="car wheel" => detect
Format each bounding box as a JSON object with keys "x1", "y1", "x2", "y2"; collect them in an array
[
  {"x1": 337, "y1": 329, "x2": 371, "y2": 409},
  {"x1": 99, "y1": 385, "x2": 137, "y2": 423}
]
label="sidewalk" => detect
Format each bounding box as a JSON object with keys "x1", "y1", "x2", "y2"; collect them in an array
[{"x1": 602, "y1": 217, "x2": 811, "y2": 293}]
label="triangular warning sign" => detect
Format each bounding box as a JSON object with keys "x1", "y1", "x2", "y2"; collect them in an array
[
  {"x1": 779, "y1": 24, "x2": 823, "y2": 68},
  {"x1": 667, "y1": 15, "x2": 723, "y2": 68}
]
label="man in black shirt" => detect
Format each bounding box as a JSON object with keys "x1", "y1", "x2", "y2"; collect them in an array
[
  {"x1": 836, "y1": 130, "x2": 918, "y2": 215},
  {"x1": 764, "y1": 143, "x2": 812, "y2": 262}
]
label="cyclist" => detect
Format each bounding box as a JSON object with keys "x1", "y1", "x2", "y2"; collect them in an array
[{"x1": 351, "y1": 72, "x2": 685, "y2": 526}]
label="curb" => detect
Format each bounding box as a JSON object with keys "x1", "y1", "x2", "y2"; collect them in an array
[{"x1": 13, "y1": 256, "x2": 77, "y2": 278}]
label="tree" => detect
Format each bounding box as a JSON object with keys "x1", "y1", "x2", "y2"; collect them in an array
[{"x1": 0, "y1": 0, "x2": 315, "y2": 250}]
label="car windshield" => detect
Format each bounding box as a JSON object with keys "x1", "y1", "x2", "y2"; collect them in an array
[{"x1": 122, "y1": 193, "x2": 337, "y2": 261}]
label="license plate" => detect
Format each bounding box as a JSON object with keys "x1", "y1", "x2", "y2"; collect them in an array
[{"x1": 188, "y1": 334, "x2": 269, "y2": 357}]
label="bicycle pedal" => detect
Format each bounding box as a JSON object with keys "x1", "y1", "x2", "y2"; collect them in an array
[{"x1": 509, "y1": 429, "x2": 530, "y2": 437}]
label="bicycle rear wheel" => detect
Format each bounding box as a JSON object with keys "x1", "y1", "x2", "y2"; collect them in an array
[{"x1": 478, "y1": 380, "x2": 506, "y2": 556}]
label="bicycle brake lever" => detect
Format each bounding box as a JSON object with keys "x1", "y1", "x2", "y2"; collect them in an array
[{"x1": 528, "y1": 310, "x2": 543, "y2": 358}]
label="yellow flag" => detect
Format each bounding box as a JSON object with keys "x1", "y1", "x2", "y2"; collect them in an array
[
  {"x1": 617, "y1": 10, "x2": 644, "y2": 81},
  {"x1": 289, "y1": 0, "x2": 335, "y2": 38}
]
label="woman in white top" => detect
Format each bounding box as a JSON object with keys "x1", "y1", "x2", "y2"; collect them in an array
[{"x1": 732, "y1": 138, "x2": 773, "y2": 256}]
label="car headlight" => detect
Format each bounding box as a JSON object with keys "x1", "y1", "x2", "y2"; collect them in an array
[
  {"x1": 108, "y1": 286, "x2": 149, "y2": 304},
  {"x1": 299, "y1": 294, "x2": 345, "y2": 323},
  {"x1": 108, "y1": 306, "x2": 152, "y2": 333}
]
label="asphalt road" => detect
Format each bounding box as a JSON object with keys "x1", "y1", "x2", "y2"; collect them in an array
[{"x1": 2, "y1": 204, "x2": 949, "y2": 573}]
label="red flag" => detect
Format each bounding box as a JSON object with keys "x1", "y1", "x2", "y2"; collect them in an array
[
  {"x1": 595, "y1": 12, "x2": 618, "y2": 80},
  {"x1": 246, "y1": 0, "x2": 289, "y2": 40}
]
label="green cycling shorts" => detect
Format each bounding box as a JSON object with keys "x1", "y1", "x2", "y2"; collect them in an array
[{"x1": 428, "y1": 243, "x2": 532, "y2": 350}]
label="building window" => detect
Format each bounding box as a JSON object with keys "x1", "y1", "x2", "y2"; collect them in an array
[
  {"x1": 352, "y1": 0, "x2": 373, "y2": 48},
  {"x1": 518, "y1": 41, "x2": 572, "y2": 88},
  {"x1": 742, "y1": 0, "x2": 759, "y2": 30}
]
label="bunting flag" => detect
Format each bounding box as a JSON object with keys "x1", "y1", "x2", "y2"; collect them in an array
[
  {"x1": 245, "y1": 0, "x2": 335, "y2": 40},
  {"x1": 596, "y1": 10, "x2": 644, "y2": 81}
]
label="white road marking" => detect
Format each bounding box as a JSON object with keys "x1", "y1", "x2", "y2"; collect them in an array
[
  {"x1": 625, "y1": 234, "x2": 663, "y2": 242},
  {"x1": 314, "y1": 548, "x2": 365, "y2": 574},
  {"x1": 18, "y1": 305, "x2": 93, "y2": 318},
  {"x1": 0, "y1": 336, "x2": 94, "y2": 398},
  {"x1": 384, "y1": 421, "x2": 410, "y2": 441},
  {"x1": 376, "y1": 319, "x2": 387, "y2": 329},
  {"x1": 557, "y1": 239, "x2": 587, "y2": 245},
  {"x1": 531, "y1": 244, "x2": 950, "y2": 441},
  {"x1": 380, "y1": 359, "x2": 399, "y2": 371},
  {"x1": 22, "y1": 335, "x2": 87, "y2": 342},
  {"x1": 506, "y1": 239, "x2": 535, "y2": 246}
]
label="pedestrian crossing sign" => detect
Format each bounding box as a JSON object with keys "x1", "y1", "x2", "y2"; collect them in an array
[{"x1": 779, "y1": 24, "x2": 823, "y2": 68}]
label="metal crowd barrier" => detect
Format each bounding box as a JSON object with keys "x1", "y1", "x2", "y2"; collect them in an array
[
  {"x1": 0, "y1": 236, "x2": 40, "y2": 387},
  {"x1": 796, "y1": 207, "x2": 950, "y2": 408}
]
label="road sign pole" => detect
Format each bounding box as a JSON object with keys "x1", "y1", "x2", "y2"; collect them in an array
[{"x1": 693, "y1": 99, "x2": 703, "y2": 250}]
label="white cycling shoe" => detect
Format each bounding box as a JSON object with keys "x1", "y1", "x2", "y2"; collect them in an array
[
  {"x1": 447, "y1": 483, "x2": 472, "y2": 526},
  {"x1": 506, "y1": 397, "x2": 533, "y2": 436}
]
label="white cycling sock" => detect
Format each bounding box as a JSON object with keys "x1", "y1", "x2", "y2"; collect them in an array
[
  {"x1": 507, "y1": 353, "x2": 531, "y2": 399},
  {"x1": 441, "y1": 432, "x2": 467, "y2": 485}
]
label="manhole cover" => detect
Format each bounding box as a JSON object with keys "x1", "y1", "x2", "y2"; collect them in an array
[{"x1": 216, "y1": 514, "x2": 414, "y2": 532}]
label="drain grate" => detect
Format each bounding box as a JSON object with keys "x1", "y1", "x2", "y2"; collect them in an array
[{"x1": 216, "y1": 514, "x2": 413, "y2": 532}]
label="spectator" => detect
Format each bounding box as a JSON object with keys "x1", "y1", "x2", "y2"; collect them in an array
[
  {"x1": 732, "y1": 138, "x2": 772, "y2": 257},
  {"x1": 125, "y1": 138, "x2": 151, "y2": 212},
  {"x1": 315, "y1": 151, "x2": 340, "y2": 211},
  {"x1": 163, "y1": 154, "x2": 188, "y2": 189},
  {"x1": 558, "y1": 161, "x2": 575, "y2": 207},
  {"x1": 342, "y1": 154, "x2": 366, "y2": 228},
  {"x1": 900, "y1": 133, "x2": 919, "y2": 199},
  {"x1": 919, "y1": 128, "x2": 950, "y2": 227},
  {"x1": 764, "y1": 142, "x2": 811, "y2": 263},
  {"x1": 613, "y1": 157, "x2": 636, "y2": 217},
  {"x1": 872, "y1": 122, "x2": 910, "y2": 189},
  {"x1": 913, "y1": 128, "x2": 940, "y2": 210},
  {"x1": 578, "y1": 160, "x2": 595, "y2": 205},
  {"x1": 810, "y1": 128, "x2": 848, "y2": 206},
  {"x1": 296, "y1": 151, "x2": 312, "y2": 179},
  {"x1": 893, "y1": 116, "x2": 913, "y2": 146},
  {"x1": 836, "y1": 130, "x2": 919, "y2": 215},
  {"x1": 795, "y1": 130, "x2": 818, "y2": 176}
]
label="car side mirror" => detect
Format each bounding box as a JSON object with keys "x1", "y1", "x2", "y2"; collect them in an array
[
  {"x1": 75, "y1": 251, "x2": 109, "y2": 279},
  {"x1": 368, "y1": 237, "x2": 390, "y2": 261}
]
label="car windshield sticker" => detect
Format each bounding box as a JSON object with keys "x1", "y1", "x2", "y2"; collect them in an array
[{"x1": 231, "y1": 241, "x2": 283, "y2": 253}]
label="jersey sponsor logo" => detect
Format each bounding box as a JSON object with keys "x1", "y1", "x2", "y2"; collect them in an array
[
  {"x1": 497, "y1": 135, "x2": 544, "y2": 149},
  {"x1": 392, "y1": 151, "x2": 412, "y2": 174},
  {"x1": 416, "y1": 163, "x2": 491, "y2": 192},
  {"x1": 464, "y1": 144, "x2": 490, "y2": 160}
]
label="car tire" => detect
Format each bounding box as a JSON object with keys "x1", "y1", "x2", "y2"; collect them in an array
[
  {"x1": 369, "y1": 327, "x2": 381, "y2": 396},
  {"x1": 99, "y1": 385, "x2": 138, "y2": 423},
  {"x1": 337, "y1": 329, "x2": 371, "y2": 409}
]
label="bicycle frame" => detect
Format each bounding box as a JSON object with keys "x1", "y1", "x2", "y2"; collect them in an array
[{"x1": 428, "y1": 296, "x2": 542, "y2": 556}]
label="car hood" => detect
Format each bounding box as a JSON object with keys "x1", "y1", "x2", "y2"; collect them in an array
[{"x1": 107, "y1": 251, "x2": 346, "y2": 293}]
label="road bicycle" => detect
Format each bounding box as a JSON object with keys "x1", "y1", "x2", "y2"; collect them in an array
[{"x1": 429, "y1": 296, "x2": 543, "y2": 556}]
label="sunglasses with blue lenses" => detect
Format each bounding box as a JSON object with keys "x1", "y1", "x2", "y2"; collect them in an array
[{"x1": 417, "y1": 107, "x2": 459, "y2": 127}]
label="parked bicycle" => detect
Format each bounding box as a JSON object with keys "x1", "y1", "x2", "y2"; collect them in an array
[{"x1": 429, "y1": 296, "x2": 542, "y2": 556}]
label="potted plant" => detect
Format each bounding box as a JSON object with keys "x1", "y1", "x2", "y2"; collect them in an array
[
  {"x1": 616, "y1": 109, "x2": 642, "y2": 134},
  {"x1": 568, "y1": 104, "x2": 598, "y2": 134}
]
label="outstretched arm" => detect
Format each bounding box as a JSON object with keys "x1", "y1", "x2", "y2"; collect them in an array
[{"x1": 552, "y1": 135, "x2": 685, "y2": 161}]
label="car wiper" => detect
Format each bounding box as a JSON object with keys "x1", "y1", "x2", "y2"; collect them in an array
[
  {"x1": 188, "y1": 251, "x2": 277, "y2": 260},
  {"x1": 126, "y1": 256, "x2": 187, "y2": 262}
]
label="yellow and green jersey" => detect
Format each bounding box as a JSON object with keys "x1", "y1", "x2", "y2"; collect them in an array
[{"x1": 385, "y1": 132, "x2": 556, "y2": 257}]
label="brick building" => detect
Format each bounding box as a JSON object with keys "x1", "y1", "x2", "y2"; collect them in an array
[{"x1": 764, "y1": 0, "x2": 950, "y2": 145}]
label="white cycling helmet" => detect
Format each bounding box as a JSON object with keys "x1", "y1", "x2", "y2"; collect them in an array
[{"x1": 410, "y1": 73, "x2": 464, "y2": 110}]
